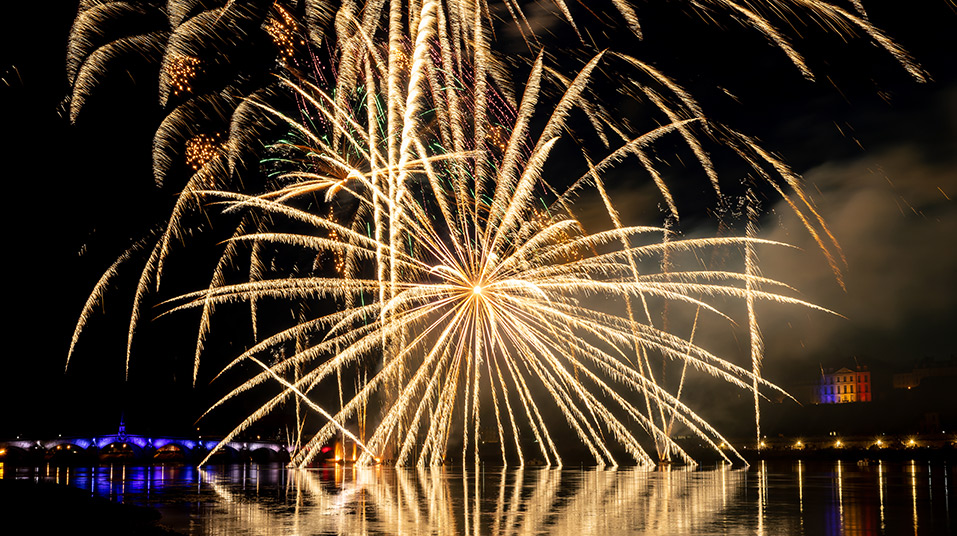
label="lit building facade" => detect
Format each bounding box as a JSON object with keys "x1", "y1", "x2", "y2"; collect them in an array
[{"x1": 815, "y1": 365, "x2": 871, "y2": 404}]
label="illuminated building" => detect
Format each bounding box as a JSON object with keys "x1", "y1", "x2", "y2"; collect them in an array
[{"x1": 815, "y1": 365, "x2": 871, "y2": 404}]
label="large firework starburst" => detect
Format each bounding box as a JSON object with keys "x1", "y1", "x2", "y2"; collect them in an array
[{"x1": 164, "y1": 8, "x2": 829, "y2": 466}]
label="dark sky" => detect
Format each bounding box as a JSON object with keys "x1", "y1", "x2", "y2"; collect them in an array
[{"x1": 1, "y1": 2, "x2": 954, "y2": 439}]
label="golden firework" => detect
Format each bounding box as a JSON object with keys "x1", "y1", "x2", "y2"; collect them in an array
[
  {"x1": 185, "y1": 133, "x2": 225, "y2": 171},
  {"x1": 166, "y1": 52, "x2": 201, "y2": 97}
]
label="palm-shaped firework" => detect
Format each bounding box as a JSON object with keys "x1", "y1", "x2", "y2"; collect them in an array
[{"x1": 66, "y1": 1, "x2": 926, "y2": 186}]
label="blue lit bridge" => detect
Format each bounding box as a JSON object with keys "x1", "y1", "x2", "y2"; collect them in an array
[{"x1": 0, "y1": 431, "x2": 294, "y2": 464}]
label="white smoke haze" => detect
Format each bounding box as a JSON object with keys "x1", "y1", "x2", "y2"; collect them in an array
[
  {"x1": 575, "y1": 88, "x2": 957, "y2": 391},
  {"x1": 758, "y1": 111, "x2": 957, "y2": 373}
]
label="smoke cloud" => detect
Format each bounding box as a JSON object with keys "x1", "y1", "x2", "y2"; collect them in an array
[{"x1": 757, "y1": 90, "x2": 957, "y2": 373}]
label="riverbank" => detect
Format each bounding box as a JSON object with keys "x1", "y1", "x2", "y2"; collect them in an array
[
  {"x1": 0, "y1": 479, "x2": 183, "y2": 535},
  {"x1": 732, "y1": 432, "x2": 957, "y2": 463},
  {"x1": 743, "y1": 446, "x2": 957, "y2": 463}
]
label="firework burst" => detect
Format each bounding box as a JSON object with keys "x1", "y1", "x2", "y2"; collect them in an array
[
  {"x1": 161, "y1": 6, "x2": 833, "y2": 467},
  {"x1": 66, "y1": 0, "x2": 926, "y2": 467}
]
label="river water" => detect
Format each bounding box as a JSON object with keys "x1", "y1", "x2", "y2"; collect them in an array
[{"x1": 5, "y1": 460, "x2": 954, "y2": 535}]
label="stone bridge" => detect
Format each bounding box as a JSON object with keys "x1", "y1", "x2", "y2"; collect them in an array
[{"x1": 0, "y1": 432, "x2": 293, "y2": 463}]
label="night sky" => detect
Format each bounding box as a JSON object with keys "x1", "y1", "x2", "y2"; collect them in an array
[{"x1": 1, "y1": 2, "x2": 954, "y2": 441}]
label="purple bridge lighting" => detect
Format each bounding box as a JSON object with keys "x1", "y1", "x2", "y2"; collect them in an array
[{"x1": 0, "y1": 432, "x2": 293, "y2": 463}]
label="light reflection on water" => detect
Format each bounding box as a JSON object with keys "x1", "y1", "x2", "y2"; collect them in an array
[{"x1": 9, "y1": 460, "x2": 955, "y2": 535}]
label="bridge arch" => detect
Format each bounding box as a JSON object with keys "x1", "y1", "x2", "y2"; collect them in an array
[
  {"x1": 153, "y1": 443, "x2": 189, "y2": 461},
  {"x1": 46, "y1": 442, "x2": 91, "y2": 463}
]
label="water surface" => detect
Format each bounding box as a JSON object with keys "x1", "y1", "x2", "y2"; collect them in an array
[{"x1": 7, "y1": 460, "x2": 954, "y2": 535}]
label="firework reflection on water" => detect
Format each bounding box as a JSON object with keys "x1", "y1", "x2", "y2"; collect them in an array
[{"x1": 12, "y1": 461, "x2": 955, "y2": 535}]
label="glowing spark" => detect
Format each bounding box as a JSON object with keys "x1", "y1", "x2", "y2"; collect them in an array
[
  {"x1": 265, "y1": 3, "x2": 304, "y2": 63},
  {"x1": 185, "y1": 133, "x2": 225, "y2": 171},
  {"x1": 166, "y1": 53, "x2": 200, "y2": 96}
]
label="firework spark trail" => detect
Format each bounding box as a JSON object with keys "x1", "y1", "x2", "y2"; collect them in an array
[
  {"x1": 746, "y1": 192, "x2": 766, "y2": 450},
  {"x1": 66, "y1": 233, "x2": 156, "y2": 370},
  {"x1": 246, "y1": 354, "x2": 375, "y2": 458}
]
